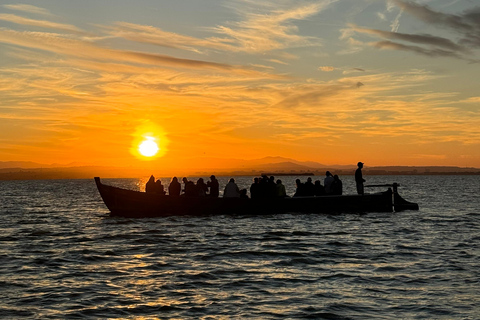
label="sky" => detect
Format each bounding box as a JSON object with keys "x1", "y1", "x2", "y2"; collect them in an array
[{"x1": 1, "y1": 0, "x2": 479, "y2": 170}]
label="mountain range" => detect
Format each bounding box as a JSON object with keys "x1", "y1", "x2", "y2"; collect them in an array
[{"x1": 1, "y1": 157, "x2": 479, "y2": 180}]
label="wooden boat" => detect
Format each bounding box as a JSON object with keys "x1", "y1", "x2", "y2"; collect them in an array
[{"x1": 95, "y1": 177, "x2": 419, "y2": 217}]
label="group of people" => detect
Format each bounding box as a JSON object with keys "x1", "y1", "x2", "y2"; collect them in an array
[
  {"x1": 145, "y1": 161, "x2": 366, "y2": 198},
  {"x1": 146, "y1": 175, "x2": 220, "y2": 197},
  {"x1": 293, "y1": 172, "x2": 343, "y2": 197},
  {"x1": 249, "y1": 175, "x2": 287, "y2": 199}
]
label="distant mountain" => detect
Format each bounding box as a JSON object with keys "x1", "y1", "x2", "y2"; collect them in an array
[
  {"x1": 0, "y1": 161, "x2": 54, "y2": 169},
  {"x1": 0, "y1": 157, "x2": 479, "y2": 180}
]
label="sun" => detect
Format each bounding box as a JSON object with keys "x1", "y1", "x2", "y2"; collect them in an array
[
  {"x1": 138, "y1": 137, "x2": 159, "y2": 157},
  {"x1": 130, "y1": 122, "x2": 169, "y2": 160}
]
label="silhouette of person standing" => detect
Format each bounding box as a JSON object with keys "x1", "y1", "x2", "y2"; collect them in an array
[{"x1": 355, "y1": 162, "x2": 366, "y2": 195}]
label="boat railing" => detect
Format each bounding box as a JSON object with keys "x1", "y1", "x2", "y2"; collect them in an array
[
  {"x1": 364, "y1": 183, "x2": 399, "y2": 193},
  {"x1": 364, "y1": 183, "x2": 400, "y2": 212}
]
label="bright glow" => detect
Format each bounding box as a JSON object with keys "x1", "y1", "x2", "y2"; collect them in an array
[
  {"x1": 138, "y1": 137, "x2": 159, "y2": 157},
  {"x1": 130, "y1": 122, "x2": 169, "y2": 161},
  {"x1": 1, "y1": 1, "x2": 480, "y2": 168}
]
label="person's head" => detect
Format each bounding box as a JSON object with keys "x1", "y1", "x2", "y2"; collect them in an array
[
  {"x1": 326, "y1": 171, "x2": 332, "y2": 177},
  {"x1": 315, "y1": 180, "x2": 320, "y2": 186},
  {"x1": 334, "y1": 175, "x2": 339, "y2": 181},
  {"x1": 182, "y1": 177, "x2": 188, "y2": 183},
  {"x1": 197, "y1": 178, "x2": 204, "y2": 184},
  {"x1": 149, "y1": 175, "x2": 155, "y2": 181},
  {"x1": 357, "y1": 162, "x2": 364, "y2": 168},
  {"x1": 307, "y1": 177, "x2": 312, "y2": 182},
  {"x1": 171, "y1": 176, "x2": 178, "y2": 182},
  {"x1": 276, "y1": 179, "x2": 282, "y2": 185},
  {"x1": 210, "y1": 175, "x2": 216, "y2": 180},
  {"x1": 253, "y1": 177, "x2": 259, "y2": 183},
  {"x1": 269, "y1": 176, "x2": 274, "y2": 182},
  {"x1": 229, "y1": 178, "x2": 235, "y2": 183}
]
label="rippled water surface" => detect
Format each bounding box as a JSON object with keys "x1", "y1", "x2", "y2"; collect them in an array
[{"x1": 1, "y1": 175, "x2": 479, "y2": 319}]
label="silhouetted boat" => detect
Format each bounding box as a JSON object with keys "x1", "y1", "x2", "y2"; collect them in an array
[{"x1": 94, "y1": 177, "x2": 418, "y2": 217}]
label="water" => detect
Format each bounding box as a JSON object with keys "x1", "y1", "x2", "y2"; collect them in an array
[{"x1": 1, "y1": 175, "x2": 479, "y2": 319}]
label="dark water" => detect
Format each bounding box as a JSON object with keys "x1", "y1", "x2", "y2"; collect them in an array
[{"x1": 1, "y1": 175, "x2": 479, "y2": 319}]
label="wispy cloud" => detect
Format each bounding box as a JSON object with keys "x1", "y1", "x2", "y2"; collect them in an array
[
  {"x1": 393, "y1": 0, "x2": 480, "y2": 49},
  {"x1": 211, "y1": 1, "x2": 332, "y2": 53},
  {"x1": 353, "y1": 26, "x2": 466, "y2": 52},
  {"x1": 319, "y1": 66, "x2": 335, "y2": 72},
  {"x1": 0, "y1": 14, "x2": 83, "y2": 33},
  {"x1": 371, "y1": 40, "x2": 464, "y2": 59},
  {"x1": 106, "y1": 1, "x2": 336, "y2": 55},
  {"x1": 105, "y1": 22, "x2": 233, "y2": 53},
  {"x1": 345, "y1": 1, "x2": 480, "y2": 61},
  {"x1": 0, "y1": 28, "x2": 287, "y2": 78},
  {"x1": 2, "y1": 4, "x2": 52, "y2": 16}
]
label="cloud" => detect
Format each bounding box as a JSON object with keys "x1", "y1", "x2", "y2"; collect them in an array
[
  {"x1": 392, "y1": 0, "x2": 480, "y2": 48},
  {"x1": 268, "y1": 59, "x2": 288, "y2": 65},
  {"x1": 2, "y1": 4, "x2": 52, "y2": 16},
  {"x1": 319, "y1": 66, "x2": 335, "y2": 72},
  {"x1": 372, "y1": 40, "x2": 464, "y2": 59},
  {"x1": 105, "y1": 22, "x2": 233, "y2": 53},
  {"x1": 342, "y1": 68, "x2": 366, "y2": 75},
  {"x1": 390, "y1": 8, "x2": 403, "y2": 32},
  {"x1": 344, "y1": 1, "x2": 480, "y2": 61},
  {"x1": 392, "y1": 0, "x2": 473, "y2": 32},
  {"x1": 105, "y1": 1, "x2": 337, "y2": 55},
  {"x1": 0, "y1": 28, "x2": 287, "y2": 78},
  {"x1": 209, "y1": 0, "x2": 336, "y2": 53},
  {"x1": 353, "y1": 25, "x2": 467, "y2": 52},
  {"x1": 0, "y1": 14, "x2": 83, "y2": 33}
]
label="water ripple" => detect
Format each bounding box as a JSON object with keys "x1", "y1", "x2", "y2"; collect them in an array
[{"x1": 0, "y1": 176, "x2": 479, "y2": 319}]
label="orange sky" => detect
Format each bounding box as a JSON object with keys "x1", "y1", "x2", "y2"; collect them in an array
[{"x1": 1, "y1": 1, "x2": 480, "y2": 169}]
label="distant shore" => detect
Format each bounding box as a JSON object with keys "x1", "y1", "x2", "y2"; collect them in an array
[{"x1": 1, "y1": 166, "x2": 479, "y2": 180}]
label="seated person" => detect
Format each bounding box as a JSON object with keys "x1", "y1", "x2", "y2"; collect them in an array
[
  {"x1": 206, "y1": 175, "x2": 219, "y2": 197},
  {"x1": 146, "y1": 175, "x2": 156, "y2": 193},
  {"x1": 196, "y1": 178, "x2": 208, "y2": 197},
  {"x1": 275, "y1": 179, "x2": 287, "y2": 197},
  {"x1": 155, "y1": 179, "x2": 166, "y2": 195},
  {"x1": 223, "y1": 178, "x2": 240, "y2": 198},
  {"x1": 168, "y1": 177, "x2": 181, "y2": 196}
]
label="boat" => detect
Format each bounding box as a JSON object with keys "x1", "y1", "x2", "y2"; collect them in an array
[{"x1": 94, "y1": 177, "x2": 419, "y2": 217}]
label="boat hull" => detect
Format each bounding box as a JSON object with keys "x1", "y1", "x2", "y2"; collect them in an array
[{"x1": 95, "y1": 177, "x2": 419, "y2": 217}]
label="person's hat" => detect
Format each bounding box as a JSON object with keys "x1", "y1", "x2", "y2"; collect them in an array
[
  {"x1": 357, "y1": 162, "x2": 364, "y2": 166},
  {"x1": 210, "y1": 175, "x2": 215, "y2": 178}
]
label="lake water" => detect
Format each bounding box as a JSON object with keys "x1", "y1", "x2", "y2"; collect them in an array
[{"x1": 1, "y1": 175, "x2": 479, "y2": 319}]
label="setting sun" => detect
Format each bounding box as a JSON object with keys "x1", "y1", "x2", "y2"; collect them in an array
[
  {"x1": 130, "y1": 122, "x2": 169, "y2": 161},
  {"x1": 138, "y1": 137, "x2": 159, "y2": 157}
]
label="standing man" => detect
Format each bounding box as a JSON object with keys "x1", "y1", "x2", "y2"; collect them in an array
[{"x1": 355, "y1": 162, "x2": 366, "y2": 195}]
